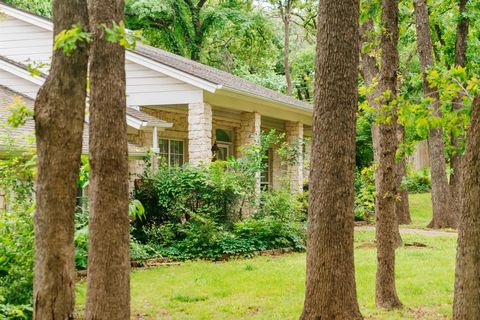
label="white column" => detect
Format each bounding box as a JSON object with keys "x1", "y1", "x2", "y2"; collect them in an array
[
  {"x1": 285, "y1": 121, "x2": 304, "y2": 194},
  {"x1": 188, "y1": 102, "x2": 212, "y2": 166},
  {"x1": 151, "y1": 126, "x2": 159, "y2": 153}
]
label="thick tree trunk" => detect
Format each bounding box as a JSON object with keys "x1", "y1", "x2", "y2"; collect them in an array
[
  {"x1": 453, "y1": 95, "x2": 480, "y2": 319},
  {"x1": 300, "y1": 0, "x2": 362, "y2": 319},
  {"x1": 33, "y1": 0, "x2": 88, "y2": 318},
  {"x1": 414, "y1": 0, "x2": 456, "y2": 229},
  {"x1": 85, "y1": 0, "x2": 130, "y2": 318},
  {"x1": 449, "y1": 0, "x2": 470, "y2": 221},
  {"x1": 396, "y1": 126, "x2": 412, "y2": 225},
  {"x1": 375, "y1": 0, "x2": 403, "y2": 310}
]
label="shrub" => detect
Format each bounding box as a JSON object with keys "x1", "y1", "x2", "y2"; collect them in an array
[
  {"x1": 257, "y1": 190, "x2": 305, "y2": 222},
  {"x1": 354, "y1": 165, "x2": 376, "y2": 221},
  {"x1": 404, "y1": 168, "x2": 431, "y2": 193},
  {"x1": 133, "y1": 163, "x2": 249, "y2": 241}
]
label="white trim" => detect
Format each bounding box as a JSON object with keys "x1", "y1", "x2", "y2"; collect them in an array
[
  {"x1": 0, "y1": 59, "x2": 44, "y2": 85},
  {"x1": 219, "y1": 87, "x2": 313, "y2": 114},
  {"x1": 0, "y1": 4, "x2": 53, "y2": 31},
  {"x1": 151, "y1": 126, "x2": 159, "y2": 153}
]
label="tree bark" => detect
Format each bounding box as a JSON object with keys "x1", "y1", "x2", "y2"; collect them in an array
[
  {"x1": 283, "y1": 1, "x2": 293, "y2": 96},
  {"x1": 414, "y1": 0, "x2": 457, "y2": 229},
  {"x1": 85, "y1": 0, "x2": 130, "y2": 318},
  {"x1": 449, "y1": 0, "x2": 469, "y2": 221},
  {"x1": 33, "y1": 0, "x2": 88, "y2": 318},
  {"x1": 453, "y1": 95, "x2": 480, "y2": 319},
  {"x1": 300, "y1": 0, "x2": 362, "y2": 318},
  {"x1": 396, "y1": 125, "x2": 412, "y2": 225},
  {"x1": 375, "y1": 0, "x2": 403, "y2": 310},
  {"x1": 360, "y1": 20, "x2": 410, "y2": 230}
]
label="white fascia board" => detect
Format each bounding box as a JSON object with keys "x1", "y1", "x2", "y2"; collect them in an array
[
  {"x1": 219, "y1": 86, "x2": 313, "y2": 115},
  {"x1": 0, "y1": 4, "x2": 53, "y2": 31},
  {"x1": 126, "y1": 116, "x2": 146, "y2": 130},
  {"x1": 126, "y1": 51, "x2": 221, "y2": 94},
  {"x1": 0, "y1": 59, "x2": 44, "y2": 86}
]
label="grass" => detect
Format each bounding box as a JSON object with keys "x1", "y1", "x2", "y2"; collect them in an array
[
  {"x1": 77, "y1": 193, "x2": 457, "y2": 319},
  {"x1": 407, "y1": 193, "x2": 433, "y2": 229}
]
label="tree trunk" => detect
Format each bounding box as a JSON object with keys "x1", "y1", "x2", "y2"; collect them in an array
[
  {"x1": 33, "y1": 0, "x2": 88, "y2": 318},
  {"x1": 449, "y1": 0, "x2": 470, "y2": 221},
  {"x1": 283, "y1": 3, "x2": 293, "y2": 96},
  {"x1": 414, "y1": 0, "x2": 456, "y2": 229},
  {"x1": 360, "y1": 20, "x2": 408, "y2": 235},
  {"x1": 453, "y1": 95, "x2": 480, "y2": 319},
  {"x1": 375, "y1": 0, "x2": 403, "y2": 310},
  {"x1": 300, "y1": 0, "x2": 362, "y2": 318},
  {"x1": 396, "y1": 125, "x2": 412, "y2": 225},
  {"x1": 85, "y1": 0, "x2": 131, "y2": 318}
]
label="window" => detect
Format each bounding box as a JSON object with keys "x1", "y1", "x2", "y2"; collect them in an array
[
  {"x1": 215, "y1": 128, "x2": 233, "y2": 161},
  {"x1": 158, "y1": 139, "x2": 184, "y2": 167}
]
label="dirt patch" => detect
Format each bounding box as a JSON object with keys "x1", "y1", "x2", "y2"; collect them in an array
[
  {"x1": 357, "y1": 242, "x2": 377, "y2": 249},
  {"x1": 404, "y1": 242, "x2": 428, "y2": 248}
]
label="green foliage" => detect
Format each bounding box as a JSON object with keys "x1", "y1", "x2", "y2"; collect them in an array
[
  {"x1": 356, "y1": 112, "x2": 374, "y2": 168},
  {"x1": 0, "y1": 155, "x2": 34, "y2": 318},
  {"x1": 257, "y1": 190, "x2": 304, "y2": 222},
  {"x1": 101, "y1": 20, "x2": 143, "y2": 50},
  {"x1": 54, "y1": 23, "x2": 92, "y2": 56},
  {"x1": 403, "y1": 168, "x2": 432, "y2": 194},
  {"x1": 4, "y1": 98, "x2": 33, "y2": 128},
  {"x1": 354, "y1": 166, "x2": 376, "y2": 221}
]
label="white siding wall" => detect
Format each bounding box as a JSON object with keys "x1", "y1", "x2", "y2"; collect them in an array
[
  {"x1": 0, "y1": 69, "x2": 38, "y2": 98},
  {"x1": 0, "y1": 14, "x2": 203, "y2": 106}
]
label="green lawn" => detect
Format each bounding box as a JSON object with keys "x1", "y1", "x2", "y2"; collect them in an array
[
  {"x1": 77, "y1": 193, "x2": 457, "y2": 319},
  {"x1": 407, "y1": 193, "x2": 433, "y2": 229}
]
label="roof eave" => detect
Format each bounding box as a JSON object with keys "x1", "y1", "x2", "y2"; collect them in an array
[{"x1": 219, "y1": 86, "x2": 313, "y2": 115}]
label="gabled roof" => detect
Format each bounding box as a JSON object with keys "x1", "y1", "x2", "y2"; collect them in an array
[
  {"x1": 0, "y1": 85, "x2": 147, "y2": 156},
  {"x1": 134, "y1": 46, "x2": 313, "y2": 111},
  {"x1": 0, "y1": 1, "x2": 313, "y2": 112}
]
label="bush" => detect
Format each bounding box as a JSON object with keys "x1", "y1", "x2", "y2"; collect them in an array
[
  {"x1": 133, "y1": 162, "x2": 250, "y2": 242},
  {"x1": 354, "y1": 166, "x2": 376, "y2": 221},
  {"x1": 257, "y1": 190, "x2": 305, "y2": 222},
  {"x1": 404, "y1": 168, "x2": 431, "y2": 193},
  {"x1": 155, "y1": 217, "x2": 306, "y2": 261}
]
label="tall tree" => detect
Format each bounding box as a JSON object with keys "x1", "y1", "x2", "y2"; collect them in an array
[
  {"x1": 301, "y1": 0, "x2": 362, "y2": 318},
  {"x1": 267, "y1": 0, "x2": 297, "y2": 95},
  {"x1": 375, "y1": 0, "x2": 403, "y2": 309},
  {"x1": 449, "y1": 0, "x2": 470, "y2": 219},
  {"x1": 414, "y1": 0, "x2": 457, "y2": 229},
  {"x1": 453, "y1": 95, "x2": 480, "y2": 319},
  {"x1": 360, "y1": 17, "x2": 411, "y2": 228},
  {"x1": 33, "y1": 0, "x2": 89, "y2": 318},
  {"x1": 84, "y1": 0, "x2": 130, "y2": 318}
]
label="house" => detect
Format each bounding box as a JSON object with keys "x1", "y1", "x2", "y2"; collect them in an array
[{"x1": 0, "y1": 2, "x2": 313, "y2": 195}]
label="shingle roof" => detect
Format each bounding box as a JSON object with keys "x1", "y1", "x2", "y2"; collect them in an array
[
  {"x1": 126, "y1": 107, "x2": 172, "y2": 128},
  {"x1": 0, "y1": 85, "x2": 146, "y2": 155},
  {"x1": 135, "y1": 45, "x2": 313, "y2": 111}
]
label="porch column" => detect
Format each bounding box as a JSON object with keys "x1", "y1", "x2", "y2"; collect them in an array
[
  {"x1": 285, "y1": 121, "x2": 304, "y2": 193},
  {"x1": 0, "y1": 189, "x2": 6, "y2": 211},
  {"x1": 237, "y1": 112, "x2": 261, "y2": 218},
  {"x1": 237, "y1": 112, "x2": 261, "y2": 157},
  {"x1": 188, "y1": 102, "x2": 212, "y2": 166}
]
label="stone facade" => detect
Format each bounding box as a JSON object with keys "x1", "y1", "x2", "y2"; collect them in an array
[
  {"x1": 285, "y1": 121, "x2": 304, "y2": 193},
  {"x1": 188, "y1": 103, "x2": 213, "y2": 165},
  {"x1": 124, "y1": 106, "x2": 308, "y2": 194},
  {"x1": 236, "y1": 112, "x2": 261, "y2": 157}
]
